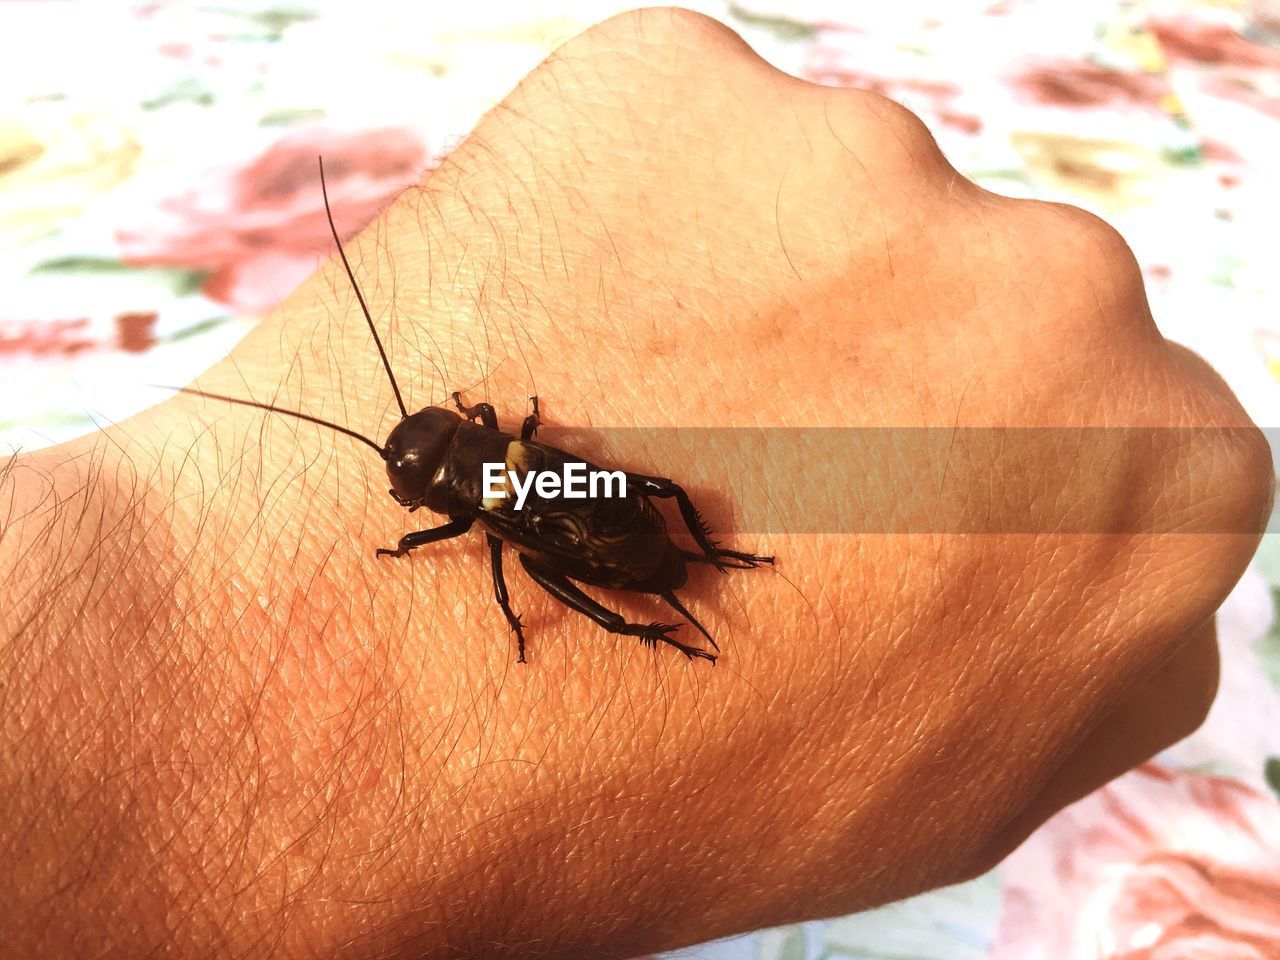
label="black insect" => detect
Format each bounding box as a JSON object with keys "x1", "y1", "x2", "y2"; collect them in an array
[{"x1": 173, "y1": 159, "x2": 772, "y2": 664}]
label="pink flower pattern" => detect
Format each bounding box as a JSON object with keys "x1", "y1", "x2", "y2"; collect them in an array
[
  {"x1": 115, "y1": 127, "x2": 428, "y2": 314},
  {"x1": 992, "y1": 764, "x2": 1280, "y2": 960},
  {"x1": 1, "y1": 2, "x2": 1278, "y2": 957}
]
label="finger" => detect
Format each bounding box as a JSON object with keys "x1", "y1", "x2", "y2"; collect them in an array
[{"x1": 963, "y1": 617, "x2": 1219, "y2": 876}]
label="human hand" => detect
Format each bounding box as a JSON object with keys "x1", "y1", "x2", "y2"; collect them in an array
[{"x1": 1, "y1": 9, "x2": 1270, "y2": 958}]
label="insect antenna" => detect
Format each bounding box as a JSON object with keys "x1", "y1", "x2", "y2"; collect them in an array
[
  {"x1": 158, "y1": 385, "x2": 386, "y2": 457},
  {"x1": 318, "y1": 155, "x2": 409, "y2": 420}
]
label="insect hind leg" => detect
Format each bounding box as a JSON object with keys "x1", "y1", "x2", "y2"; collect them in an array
[
  {"x1": 487, "y1": 535, "x2": 528, "y2": 663},
  {"x1": 517, "y1": 556, "x2": 715, "y2": 663},
  {"x1": 660, "y1": 590, "x2": 719, "y2": 652},
  {"x1": 681, "y1": 549, "x2": 767, "y2": 570},
  {"x1": 626, "y1": 473, "x2": 773, "y2": 572}
]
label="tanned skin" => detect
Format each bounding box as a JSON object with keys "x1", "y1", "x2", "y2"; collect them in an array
[{"x1": 0, "y1": 10, "x2": 1270, "y2": 959}]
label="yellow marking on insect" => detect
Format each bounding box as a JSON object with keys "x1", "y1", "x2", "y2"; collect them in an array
[{"x1": 481, "y1": 441, "x2": 536, "y2": 509}]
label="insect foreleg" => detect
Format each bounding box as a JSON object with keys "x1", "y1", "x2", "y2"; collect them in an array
[
  {"x1": 486, "y1": 534, "x2": 528, "y2": 663},
  {"x1": 625, "y1": 473, "x2": 774, "y2": 572},
  {"x1": 517, "y1": 556, "x2": 715, "y2": 663},
  {"x1": 376, "y1": 517, "x2": 474, "y2": 559},
  {"x1": 388, "y1": 488, "x2": 421, "y2": 512},
  {"x1": 451, "y1": 392, "x2": 499, "y2": 430}
]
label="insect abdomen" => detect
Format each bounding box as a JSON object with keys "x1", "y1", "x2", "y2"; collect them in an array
[{"x1": 476, "y1": 441, "x2": 686, "y2": 591}]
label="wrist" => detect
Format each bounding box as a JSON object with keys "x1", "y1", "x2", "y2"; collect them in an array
[{"x1": 0, "y1": 183, "x2": 794, "y2": 960}]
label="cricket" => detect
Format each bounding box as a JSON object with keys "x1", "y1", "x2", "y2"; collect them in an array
[{"x1": 171, "y1": 158, "x2": 773, "y2": 664}]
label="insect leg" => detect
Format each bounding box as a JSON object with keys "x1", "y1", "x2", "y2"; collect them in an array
[
  {"x1": 517, "y1": 556, "x2": 715, "y2": 663},
  {"x1": 376, "y1": 517, "x2": 474, "y2": 559},
  {"x1": 660, "y1": 590, "x2": 720, "y2": 652},
  {"x1": 451, "y1": 392, "x2": 499, "y2": 430},
  {"x1": 487, "y1": 534, "x2": 528, "y2": 663},
  {"x1": 625, "y1": 473, "x2": 774, "y2": 572},
  {"x1": 681, "y1": 551, "x2": 762, "y2": 570},
  {"x1": 388, "y1": 488, "x2": 421, "y2": 512},
  {"x1": 519, "y1": 396, "x2": 541, "y2": 440}
]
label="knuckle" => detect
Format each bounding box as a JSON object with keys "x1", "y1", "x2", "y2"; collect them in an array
[
  {"x1": 1133, "y1": 423, "x2": 1272, "y2": 632},
  {"x1": 1037, "y1": 202, "x2": 1144, "y2": 286},
  {"x1": 997, "y1": 199, "x2": 1153, "y2": 340},
  {"x1": 1041, "y1": 200, "x2": 1127, "y2": 246},
  {"x1": 548, "y1": 8, "x2": 776, "y2": 100},
  {"x1": 1161, "y1": 346, "x2": 1275, "y2": 535},
  {"x1": 840, "y1": 90, "x2": 953, "y2": 173},
  {"x1": 1198, "y1": 421, "x2": 1274, "y2": 535},
  {"x1": 576, "y1": 6, "x2": 749, "y2": 56},
  {"x1": 855, "y1": 90, "x2": 936, "y2": 141}
]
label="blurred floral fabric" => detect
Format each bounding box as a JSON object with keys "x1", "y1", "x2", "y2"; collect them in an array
[{"x1": 2, "y1": 1, "x2": 1278, "y2": 957}]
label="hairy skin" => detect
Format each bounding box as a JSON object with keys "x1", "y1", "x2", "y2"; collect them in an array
[{"x1": 0, "y1": 9, "x2": 1272, "y2": 958}]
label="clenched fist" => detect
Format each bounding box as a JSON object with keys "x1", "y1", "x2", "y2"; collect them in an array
[{"x1": 1, "y1": 9, "x2": 1270, "y2": 959}]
